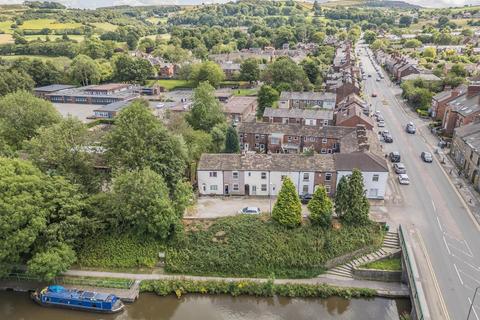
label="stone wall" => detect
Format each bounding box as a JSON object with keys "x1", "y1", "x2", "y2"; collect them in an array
[
  {"x1": 324, "y1": 245, "x2": 379, "y2": 269},
  {"x1": 352, "y1": 251, "x2": 403, "y2": 282}
]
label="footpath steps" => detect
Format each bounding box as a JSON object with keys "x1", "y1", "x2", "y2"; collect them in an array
[{"x1": 321, "y1": 231, "x2": 400, "y2": 280}]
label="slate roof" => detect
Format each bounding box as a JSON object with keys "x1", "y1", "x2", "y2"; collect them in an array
[
  {"x1": 198, "y1": 153, "x2": 335, "y2": 172},
  {"x1": 433, "y1": 85, "x2": 467, "y2": 102},
  {"x1": 401, "y1": 73, "x2": 441, "y2": 82},
  {"x1": 279, "y1": 91, "x2": 336, "y2": 101},
  {"x1": 223, "y1": 96, "x2": 257, "y2": 114},
  {"x1": 263, "y1": 107, "x2": 334, "y2": 120},
  {"x1": 449, "y1": 94, "x2": 480, "y2": 117},
  {"x1": 454, "y1": 122, "x2": 480, "y2": 138},
  {"x1": 237, "y1": 122, "x2": 355, "y2": 138},
  {"x1": 93, "y1": 100, "x2": 132, "y2": 112},
  {"x1": 334, "y1": 152, "x2": 388, "y2": 172},
  {"x1": 34, "y1": 84, "x2": 75, "y2": 92}
]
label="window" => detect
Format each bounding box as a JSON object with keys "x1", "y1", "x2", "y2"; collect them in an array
[
  {"x1": 232, "y1": 171, "x2": 239, "y2": 179},
  {"x1": 210, "y1": 185, "x2": 218, "y2": 191},
  {"x1": 294, "y1": 136, "x2": 298, "y2": 140},
  {"x1": 260, "y1": 144, "x2": 265, "y2": 150},
  {"x1": 209, "y1": 172, "x2": 217, "y2": 177},
  {"x1": 372, "y1": 174, "x2": 379, "y2": 182},
  {"x1": 325, "y1": 185, "x2": 331, "y2": 194},
  {"x1": 322, "y1": 138, "x2": 328, "y2": 144},
  {"x1": 302, "y1": 185, "x2": 309, "y2": 193},
  {"x1": 321, "y1": 148, "x2": 327, "y2": 154},
  {"x1": 255, "y1": 143, "x2": 259, "y2": 148},
  {"x1": 233, "y1": 184, "x2": 239, "y2": 191},
  {"x1": 327, "y1": 149, "x2": 332, "y2": 154},
  {"x1": 303, "y1": 173, "x2": 309, "y2": 181},
  {"x1": 248, "y1": 172, "x2": 251, "y2": 177},
  {"x1": 325, "y1": 173, "x2": 332, "y2": 181},
  {"x1": 255, "y1": 134, "x2": 260, "y2": 140},
  {"x1": 261, "y1": 184, "x2": 267, "y2": 191},
  {"x1": 260, "y1": 134, "x2": 265, "y2": 138},
  {"x1": 310, "y1": 137, "x2": 315, "y2": 142},
  {"x1": 261, "y1": 172, "x2": 267, "y2": 179},
  {"x1": 239, "y1": 134, "x2": 243, "y2": 138},
  {"x1": 323, "y1": 120, "x2": 329, "y2": 126},
  {"x1": 288, "y1": 136, "x2": 292, "y2": 141}
]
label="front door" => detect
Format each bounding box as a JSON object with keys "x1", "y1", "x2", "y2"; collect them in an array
[
  {"x1": 251, "y1": 185, "x2": 257, "y2": 195},
  {"x1": 245, "y1": 184, "x2": 250, "y2": 196},
  {"x1": 225, "y1": 184, "x2": 229, "y2": 195}
]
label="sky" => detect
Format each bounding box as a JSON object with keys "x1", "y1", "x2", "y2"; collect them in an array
[{"x1": 0, "y1": 0, "x2": 479, "y2": 9}]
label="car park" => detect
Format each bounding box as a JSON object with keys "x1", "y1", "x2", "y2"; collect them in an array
[
  {"x1": 421, "y1": 152, "x2": 433, "y2": 163},
  {"x1": 398, "y1": 174, "x2": 410, "y2": 185},
  {"x1": 239, "y1": 207, "x2": 261, "y2": 214},
  {"x1": 406, "y1": 122, "x2": 416, "y2": 134},
  {"x1": 384, "y1": 133, "x2": 393, "y2": 143},
  {"x1": 389, "y1": 151, "x2": 401, "y2": 163},
  {"x1": 394, "y1": 163, "x2": 407, "y2": 174}
]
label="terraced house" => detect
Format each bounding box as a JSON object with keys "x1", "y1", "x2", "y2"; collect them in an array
[{"x1": 237, "y1": 122, "x2": 361, "y2": 154}]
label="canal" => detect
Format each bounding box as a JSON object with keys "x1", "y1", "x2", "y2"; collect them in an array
[{"x1": 0, "y1": 291, "x2": 410, "y2": 319}]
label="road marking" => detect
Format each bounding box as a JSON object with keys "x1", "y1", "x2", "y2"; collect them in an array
[
  {"x1": 436, "y1": 216, "x2": 443, "y2": 232},
  {"x1": 432, "y1": 200, "x2": 436, "y2": 211},
  {"x1": 451, "y1": 254, "x2": 480, "y2": 272},
  {"x1": 454, "y1": 263, "x2": 464, "y2": 285},
  {"x1": 443, "y1": 235, "x2": 452, "y2": 255},
  {"x1": 459, "y1": 269, "x2": 480, "y2": 286},
  {"x1": 465, "y1": 240, "x2": 474, "y2": 257},
  {"x1": 468, "y1": 298, "x2": 480, "y2": 320},
  {"x1": 418, "y1": 231, "x2": 451, "y2": 320}
]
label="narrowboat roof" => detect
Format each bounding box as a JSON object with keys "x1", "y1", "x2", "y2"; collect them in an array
[{"x1": 45, "y1": 286, "x2": 115, "y2": 302}]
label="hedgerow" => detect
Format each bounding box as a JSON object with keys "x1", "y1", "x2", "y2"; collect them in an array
[
  {"x1": 140, "y1": 279, "x2": 377, "y2": 299},
  {"x1": 166, "y1": 215, "x2": 383, "y2": 278},
  {"x1": 77, "y1": 232, "x2": 165, "y2": 269}
]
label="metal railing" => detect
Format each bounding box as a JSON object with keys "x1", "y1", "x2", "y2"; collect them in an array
[{"x1": 399, "y1": 225, "x2": 431, "y2": 320}]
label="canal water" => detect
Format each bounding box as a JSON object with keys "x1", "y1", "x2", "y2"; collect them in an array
[{"x1": 0, "y1": 291, "x2": 410, "y2": 320}]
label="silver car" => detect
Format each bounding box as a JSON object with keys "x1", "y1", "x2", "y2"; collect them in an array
[
  {"x1": 239, "y1": 207, "x2": 261, "y2": 215},
  {"x1": 398, "y1": 174, "x2": 410, "y2": 185},
  {"x1": 394, "y1": 163, "x2": 406, "y2": 174}
]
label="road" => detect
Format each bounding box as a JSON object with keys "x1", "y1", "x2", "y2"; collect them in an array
[{"x1": 358, "y1": 44, "x2": 480, "y2": 319}]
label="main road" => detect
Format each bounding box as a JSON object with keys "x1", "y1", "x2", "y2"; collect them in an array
[{"x1": 357, "y1": 44, "x2": 480, "y2": 319}]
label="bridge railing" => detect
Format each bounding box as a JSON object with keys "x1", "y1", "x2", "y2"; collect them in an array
[{"x1": 399, "y1": 224, "x2": 431, "y2": 320}]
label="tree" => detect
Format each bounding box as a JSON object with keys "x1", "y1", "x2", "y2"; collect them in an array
[
  {"x1": 210, "y1": 123, "x2": 228, "y2": 153},
  {"x1": 450, "y1": 63, "x2": 467, "y2": 77},
  {"x1": 190, "y1": 61, "x2": 225, "y2": 88},
  {"x1": 370, "y1": 39, "x2": 389, "y2": 51},
  {"x1": 224, "y1": 125, "x2": 240, "y2": 153},
  {"x1": 311, "y1": 31, "x2": 325, "y2": 44},
  {"x1": 0, "y1": 157, "x2": 86, "y2": 278},
  {"x1": 363, "y1": 30, "x2": 377, "y2": 44},
  {"x1": 334, "y1": 175, "x2": 349, "y2": 218},
  {"x1": 70, "y1": 54, "x2": 101, "y2": 86},
  {"x1": 257, "y1": 85, "x2": 279, "y2": 118},
  {"x1": 81, "y1": 38, "x2": 108, "y2": 59},
  {"x1": 272, "y1": 177, "x2": 302, "y2": 228},
  {"x1": 308, "y1": 186, "x2": 333, "y2": 228},
  {"x1": 109, "y1": 168, "x2": 178, "y2": 239},
  {"x1": 27, "y1": 244, "x2": 76, "y2": 281},
  {"x1": 301, "y1": 57, "x2": 320, "y2": 85},
  {"x1": 0, "y1": 69, "x2": 34, "y2": 96},
  {"x1": 25, "y1": 117, "x2": 99, "y2": 192},
  {"x1": 0, "y1": 91, "x2": 60, "y2": 150},
  {"x1": 422, "y1": 47, "x2": 437, "y2": 59},
  {"x1": 113, "y1": 54, "x2": 154, "y2": 84},
  {"x1": 437, "y1": 16, "x2": 449, "y2": 28},
  {"x1": 261, "y1": 57, "x2": 309, "y2": 91},
  {"x1": 342, "y1": 169, "x2": 370, "y2": 225},
  {"x1": 126, "y1": 32, "x2": 139, "y2": 50},
  {"x1": 404, "y1": 39, "x2": 422, "y2": 48},
  {"x1": 399, "y1": 15, "x2": 412, "y2": 27},
  {"x1": 240, "y1": 58, "x2": 260, "y2": 83},
  {"x1": 104, "y1": 100, "x2": 187, "y2": 191},
  {"x1": 186, "y1": 82, "x2": 226, "y2": 132}
]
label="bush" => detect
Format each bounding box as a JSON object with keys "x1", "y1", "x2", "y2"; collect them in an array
[
  {"x1": 140, "y1": 279, "x2": 376, "y2": 299},
  {"x1": 272, "y1": 177, "x2": 302, "y2": 227},
  {"x1": 166, "y1": 215, "x2": 383, "y2": 278}
]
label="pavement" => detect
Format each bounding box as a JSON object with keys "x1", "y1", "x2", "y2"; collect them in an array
[{"x1": 359, "y1": 45, "x2": 480, "y2": 320}]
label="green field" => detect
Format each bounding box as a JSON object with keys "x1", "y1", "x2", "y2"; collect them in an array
[
  {"x1": 23, "y1": 34, "x2": 85, "y2": 42},
  {"x1": 0, "y1": 20, "x2": 14, "y2": 34},
  {"x1": 149, "y1": 79, "x2": 194, "y2": 90},
  {"x1": 233, "y1": 88, "x2": 258, "y2": 96},
  {"x1": 91, "y1": 22, "x2": 118, "y2": 32},
  {"x1": 0, "y1": 55, "x2": 72, "y2": 67},
  {"x1": 20, "y1": 19, "x2": 82, "y2": 30}
]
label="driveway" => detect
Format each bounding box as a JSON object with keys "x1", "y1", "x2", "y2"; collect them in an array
[{"x1": 186, "y1": 196, "x2": 310, "y2": 219}]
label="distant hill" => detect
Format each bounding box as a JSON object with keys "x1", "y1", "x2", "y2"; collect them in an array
[{"x1": 321, "y1": 0, "x2": 422, "y2": 9}]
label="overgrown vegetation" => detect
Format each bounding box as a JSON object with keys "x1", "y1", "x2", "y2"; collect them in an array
[
  {"x1": 140, "y1": 279, "x2": 377, "y2": 299},
  {"x1": 361, "y1": 257, "x2": 402, "y2": 271},
  {"x1": 166, "y1": 215, "x2": 384, "y2": 278}
]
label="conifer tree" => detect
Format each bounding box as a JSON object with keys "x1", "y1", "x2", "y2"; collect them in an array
[
  {"x1": 272, "y1": 177, "x2": 302, "y2": 227},
  {"x1": 308, "y1": 186, "x2": 333, "y2": 228}
]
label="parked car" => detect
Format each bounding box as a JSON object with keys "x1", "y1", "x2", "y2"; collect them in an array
[
  {"x1": 381, "y1": 130, "x2": 390, "y2": 138},
  {"x1": 239, "y1": 207, "x2": 261, "y2": 214},
  {"x1": 376, "y1": 115, "x2": 384, "y2": 122},
  {"x1": 398, "y1": 174, "x2": 410, "y2": 185},
  {"x1": 371, "y1": 93, "x2": 377, "y2": 97},
  {"x1": 378, "y1": 120, "x2": 385, "y2": 127},
  {"x1": 300, "y1": 193, "x2": 313, "y2": 204},
  {"x1": 376, "y1": 78, "x2": 381, "y2": 82},
  {"x1": 406, "y1": 122, "x2": 416, "y2": 134},
  {"x1": 389, "y1": 151, "x2": 401, "y2": 163},
  {"x1": 384, "y1": 133, "x2": 393, "y2": 143},
  {"x1": 421, "y1": 151, "x2": 433, "y2": 163},
  {"x1": 394, "y1": 163, "x2": 407, "y2": 174},
  {"x1": 368, "y1": 74, "x2": 372, "y2": 77}
]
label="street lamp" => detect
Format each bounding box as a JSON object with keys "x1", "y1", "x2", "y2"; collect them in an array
[{"x1": 467, "y1": 286, "x2": 480, "y2": 320}]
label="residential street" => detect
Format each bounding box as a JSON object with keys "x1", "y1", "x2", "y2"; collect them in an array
[{"x1": 358, "y1": 45, "x2": 480, "y2": 319}]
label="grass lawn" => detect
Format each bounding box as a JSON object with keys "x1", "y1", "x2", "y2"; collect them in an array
[
  {"x1": 0, "y1": 55, "x2": 72, "y2": 68},
  {"x1": 24, "y1": 34, "x2": 85, "y2": 42},
  {"x1": 361, "y1": 257, "x2": 402, "y2": 271},
  {"x1": 19, "y1": 19, "x2": 82, "y2": 30},
  {"x1": 232, "y1": 88, "x2": 258, "y2": 96},
  {"x1": 91, "y1": 22, "x2": 118, "y2": 32},
  {"x1": 58, "y1": 276, "x2": 134, "y2": 289},
  {"x1": 149, "y1": 79, "x2": 194, "y2": 90},
  {"x1": 0, "y1": 20, "x2": 13, "y2": 34},
  {"x1": 0, "y1": 34, "x2": 13, "y2": 44},
  {"x1": 166, "y1": 215, "x2": 384, "y2": 278}
]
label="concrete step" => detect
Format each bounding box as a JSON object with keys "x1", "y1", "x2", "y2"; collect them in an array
[{"x1": 326, "y1": 269, "x2": 352, "y2": 277}]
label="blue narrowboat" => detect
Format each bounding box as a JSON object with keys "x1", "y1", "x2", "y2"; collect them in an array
[{"x1": 31, "y1": 285, "x2": 124, "y2": 313}]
